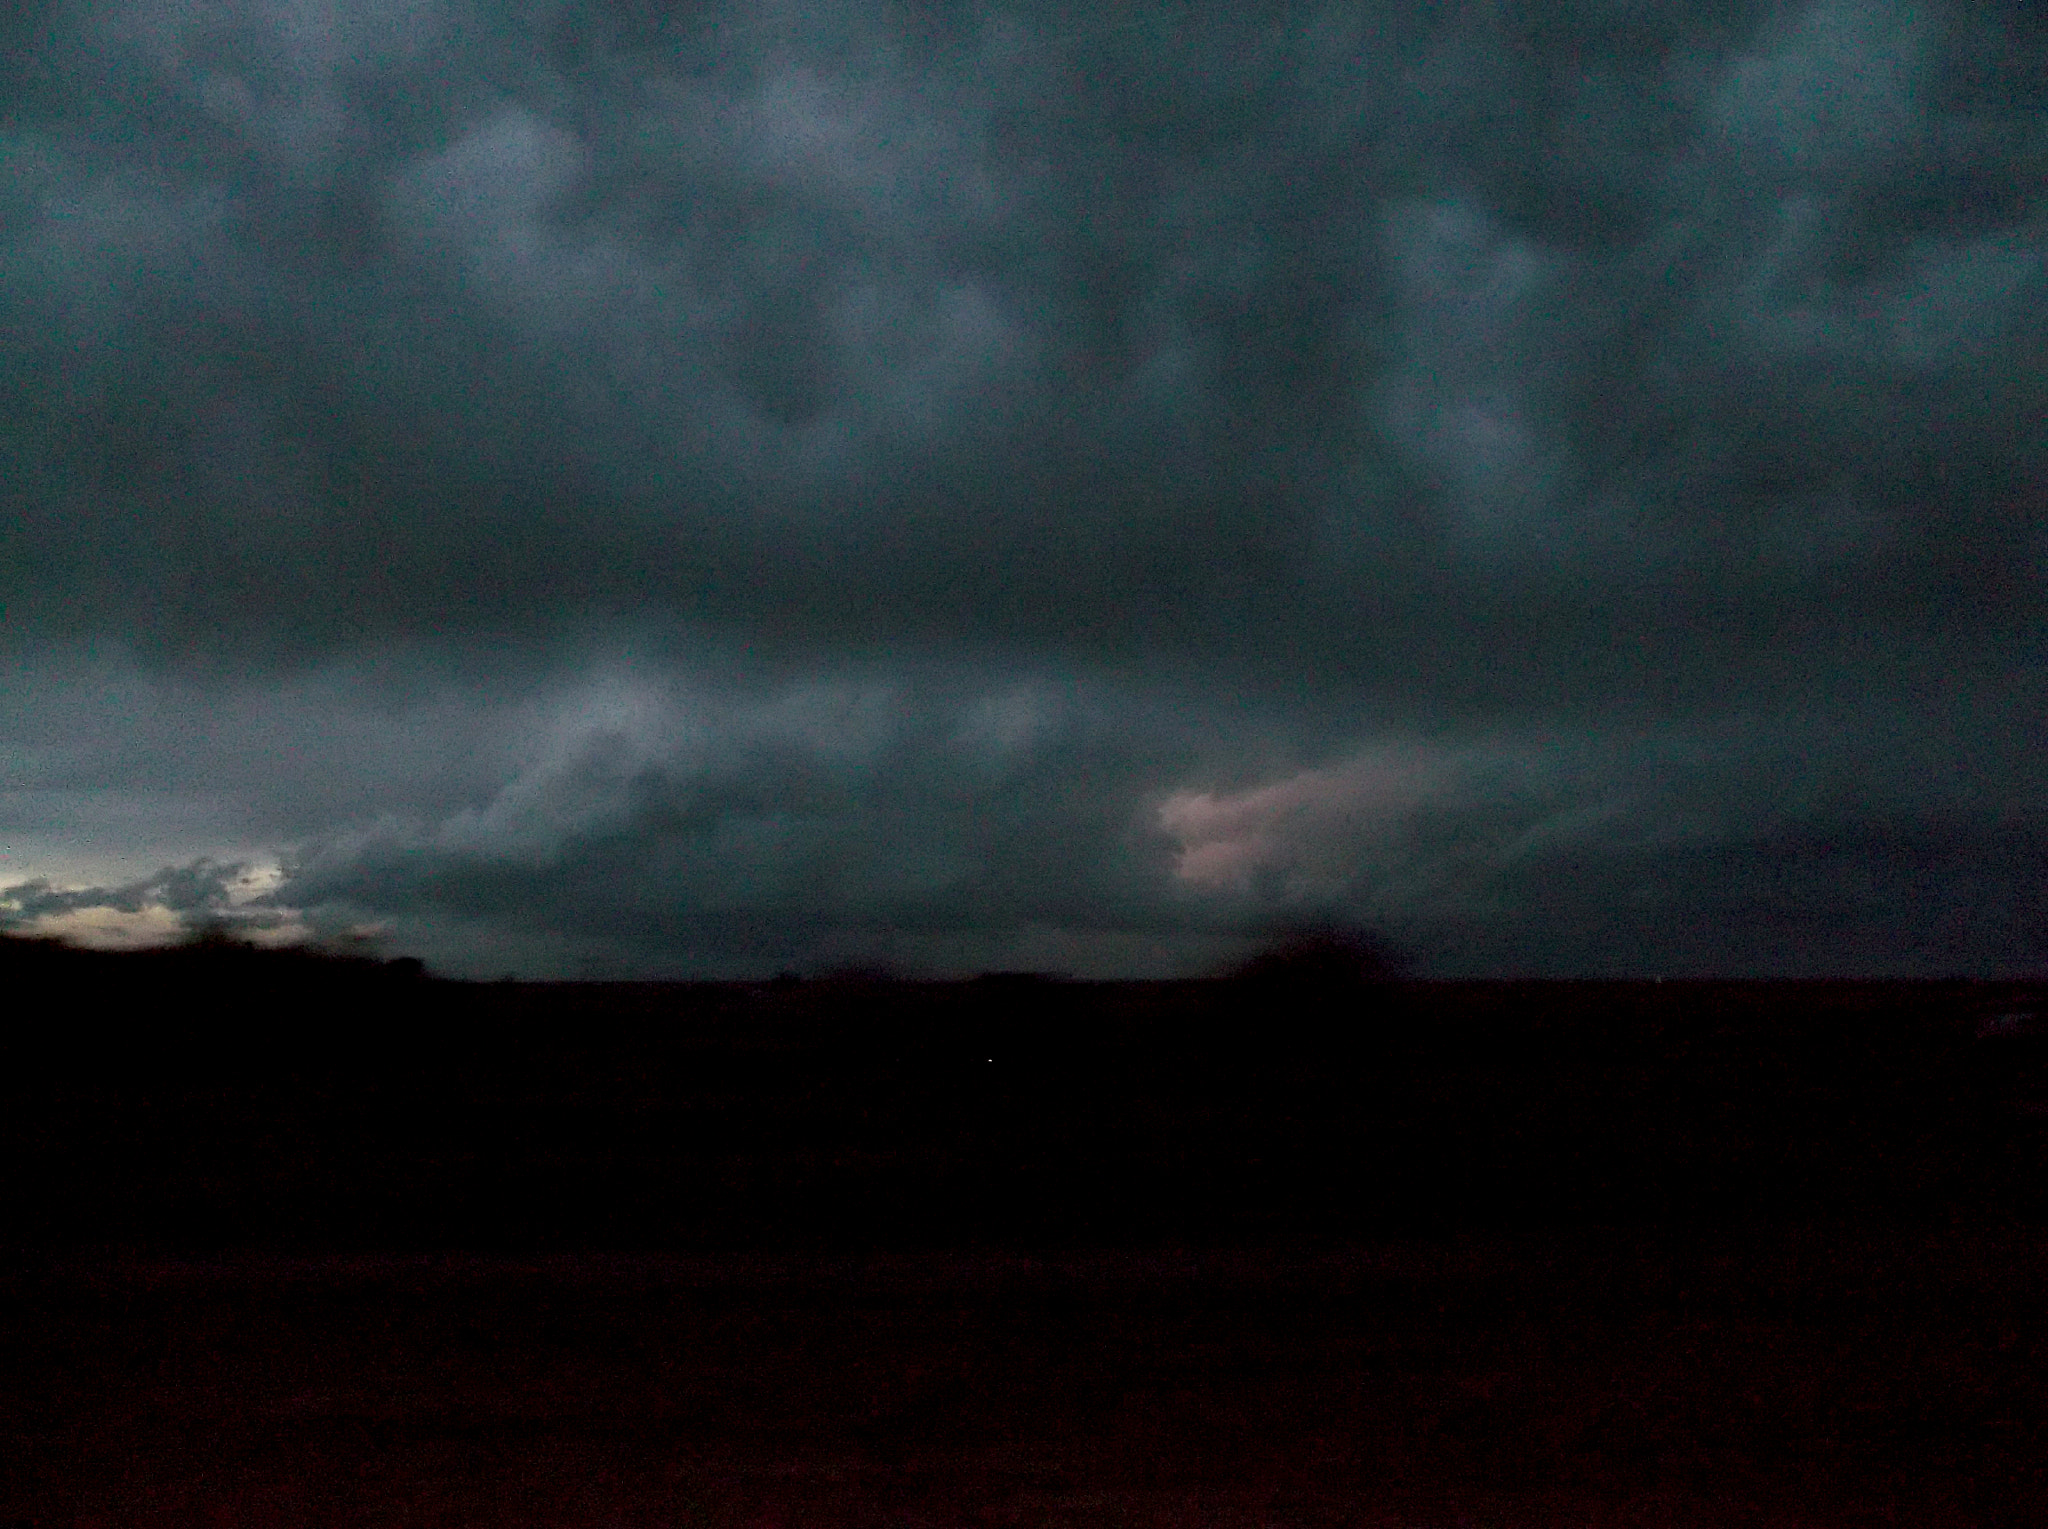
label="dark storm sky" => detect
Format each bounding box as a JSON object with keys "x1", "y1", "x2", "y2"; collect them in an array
[{"x1": 3, "y1": 0, "x2": 2044, "y2": 978}]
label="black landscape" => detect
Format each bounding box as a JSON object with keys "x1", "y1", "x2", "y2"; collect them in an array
[{"x1": 3, "y1": 934, "x2": 2044, "y2": 1526}]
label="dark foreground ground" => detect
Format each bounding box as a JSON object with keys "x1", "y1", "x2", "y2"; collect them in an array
[
  {"x1": 7, "y1": 1231, "x2": 2046, "y2": 1528},
  {"x1": 2, "y1": 943, "x2": 2043, "y2": 1525}
]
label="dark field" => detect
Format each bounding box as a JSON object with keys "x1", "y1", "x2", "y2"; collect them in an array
[{"x1": 3, "y1": 944, "x2": 2044, "y2": 1525}]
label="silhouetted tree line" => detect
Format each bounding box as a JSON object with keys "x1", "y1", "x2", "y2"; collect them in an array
[
  {"x1": 0, "y1": 926, "x2": 427, "y2": 987},
  {"x1": 0, "y1": 922, "x2": 2040, "y2": 1252}
]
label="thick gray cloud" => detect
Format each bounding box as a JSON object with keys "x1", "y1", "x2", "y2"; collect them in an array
[
  {"x1": 1, "y1": 856, "x2": 247, "y2": 919},
  {"x1": 2, "y1": 0, "x2": 2043, "y2": 976}
]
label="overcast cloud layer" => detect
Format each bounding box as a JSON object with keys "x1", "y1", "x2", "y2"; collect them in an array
[{"x1": 4, "y1": 0, "x2": 2044, "y2": 977}]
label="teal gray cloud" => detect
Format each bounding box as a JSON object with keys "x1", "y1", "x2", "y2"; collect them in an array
[{"x1": 3, "y1": 1, "x2": 2043, "y2": 974}]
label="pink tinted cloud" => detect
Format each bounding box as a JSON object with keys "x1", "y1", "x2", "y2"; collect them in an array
[{"x1": 1156, "y1": 745, "x2": 1450, "y2": 890}]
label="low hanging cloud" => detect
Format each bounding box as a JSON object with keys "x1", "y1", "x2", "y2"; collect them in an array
[
  {"x1": 257, "y1": 663, "x2": 1221, "y2": 977},
  {"x1": 1, "y1": 856, "x2": 252, "y2": 920},
  {"x1": 1159, "y1": 744, "x2": 1460, "y2": 896},
  {"x1": 3, "y1": 0, "x2": 2045, "y2": 976},
  {"x1": 0, "y1": 856, "x2": 307, "y2": 950}
]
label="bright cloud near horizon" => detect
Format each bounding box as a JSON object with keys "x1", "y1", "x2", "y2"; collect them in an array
[{"x1": 3, "y1": 0, "x2": 2045, "y2": 978}]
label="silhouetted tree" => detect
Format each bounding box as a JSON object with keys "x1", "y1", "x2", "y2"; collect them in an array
[
  {"x1": 1225, "y1": 917, "x2": 1410, "y2": 1002},
  {"x1": 181, "y1": 916, "x2": 251, "y2": 951}
]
